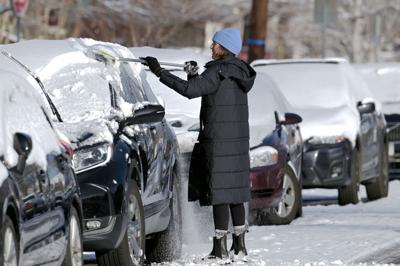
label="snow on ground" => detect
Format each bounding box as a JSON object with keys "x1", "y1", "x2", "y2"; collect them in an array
[{"x1": 153, "y1": 180, "x2": 400, "y2": 266}]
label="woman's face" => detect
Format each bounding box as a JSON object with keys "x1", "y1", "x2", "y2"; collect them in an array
[{"x1": 211, "y1": 42, "x2": 226, "y2": 60}]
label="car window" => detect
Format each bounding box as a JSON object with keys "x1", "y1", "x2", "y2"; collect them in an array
[{"x1": 119, "y1": 64, "x2": 146, "y2": 103}]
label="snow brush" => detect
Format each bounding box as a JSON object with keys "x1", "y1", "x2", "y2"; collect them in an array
[{"x1": 92, "y1": 49, "x2": 185, "y2": 68}]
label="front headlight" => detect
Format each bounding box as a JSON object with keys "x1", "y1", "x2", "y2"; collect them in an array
[
  {"x1": 250, "y1": 146, "x2": 279, "y2": 168},
  {"x1": 73, "y1": 143, "x2": 112, "y2": 173},
  {"x1": 307, "y1": 135, "x2": 346, "y2": 145}
]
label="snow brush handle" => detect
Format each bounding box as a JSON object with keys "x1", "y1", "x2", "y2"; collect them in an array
[{"x1": 93, "y1": 49, "x2": 184, "y2": 68}]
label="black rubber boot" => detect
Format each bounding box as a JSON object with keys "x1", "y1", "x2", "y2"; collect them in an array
[
  {"x1": 230, "y1": 233, "x2": 248, "y2": 256},
  {"x1": 204, "y1": 235, "x2": 229, "y2": 260}
]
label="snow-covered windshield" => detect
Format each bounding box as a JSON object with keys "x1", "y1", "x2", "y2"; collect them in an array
[
  {"x1": 254, "y1": 63, "x2": 353, "y2": 110},
  {"x1": 248, "y1": 72, "x2": 289, "y2": 147},
  {"x1": 2, "y1": 39, "x2": 114, "y2": 124}
]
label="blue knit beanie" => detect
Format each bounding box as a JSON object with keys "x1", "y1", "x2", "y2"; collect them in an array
[{"x1": 212, "y1": 28, "x2": 242, "y2": 55}]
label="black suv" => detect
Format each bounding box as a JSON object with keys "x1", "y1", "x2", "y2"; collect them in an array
[
  {"x1": 3, "y1": 39, "x2": 182, "y2": 265},
  {"x1": 0, "y1": 59, "x2": 83, "y2": 265}
]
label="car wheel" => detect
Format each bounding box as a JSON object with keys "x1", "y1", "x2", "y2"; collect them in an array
[
  {"x1": 97, "y1": 180, "x2": 145, "y2": 266},
  {"x1": 366, "y1": 142, "x2": 389, "y2": 200},
  {"x1": 1, "y1": 215, "x2": 18, "y2": 266},
  {"x1": 146, "y1": 170, "x2": 182, "y2": 262},
  {"x1": 62, "y1": 206, "x2": 83, "y2": 266},
  {"x1": 256, "y1": 166, "x2": 301, "y2": 225},
  {"x1": 338, "y1": 148, "x2": 360, "y2": 205}
]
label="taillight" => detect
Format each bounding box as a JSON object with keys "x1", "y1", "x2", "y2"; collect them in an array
[
  {"x1": 60, "y1": 138, "x2": 74, "y2": 159},
  {"x1": 55, "y1": 129, "x2": 74, "y2": 159}
]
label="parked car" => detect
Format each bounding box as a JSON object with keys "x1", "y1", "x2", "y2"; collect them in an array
[
  {"x1": 248, "y1": 72, "x2": 303, "y2": 225},
  {"x1": 252, "y1": 58, "x2": 388, "y2": 205},
  {"x1": 3, "y1": 39, "x2": 182, "y2": 265},
  {"x1": 0, "y1": 58, "x2": 83, "y2": 265},
  {"x1": 355, "y1": 63, "x2": 400, "y2": 180}
]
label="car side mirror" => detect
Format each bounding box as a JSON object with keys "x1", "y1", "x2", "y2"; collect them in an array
[
  {"x1": 13, "y1": 132, "x2": 32, "y2": 173},
  {"x1": 122, "y1": 103, "x2": 165, "y2": 129},
  {"x1": 281, "y1": 113, "x2": 302, "y2": 125},
  {"x1": 357, "y1": 102, "x2": 375, "y2": 114}
]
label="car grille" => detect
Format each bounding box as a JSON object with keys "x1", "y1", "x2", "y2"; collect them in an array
[{"x1": 387, "y1": 124, "x2": 400, "y2": 141}]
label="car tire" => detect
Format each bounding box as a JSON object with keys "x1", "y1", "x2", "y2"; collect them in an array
[
  {"x1": 366, "y1": 142, "x2": 389, "y2": 200},
  {"x1": 146, "y1": 170, "x2": 182, "y2": 262},
  {"x1": 256, "y1": 165, "x2": 301, "y2": 225},
  {"x1": 62, "y1": 206, "x2": 83, "y2": 266},
  {"x1": 338, "y1": 148, "x2": 360, "y2": 205},
  {"x1": 96, "y1": 180, "x2": 145, "y2": 266},
  {"x1": 1, "y1": 215, "x2": 18, "y2": 266}
]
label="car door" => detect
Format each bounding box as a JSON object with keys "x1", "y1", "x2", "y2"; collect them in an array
[
  {"x1": 118, "y1": 64, "x2": 168, "y2": 207},
  {"x1": 4, "y1": 81, "x2": 66, "y2": 265}
]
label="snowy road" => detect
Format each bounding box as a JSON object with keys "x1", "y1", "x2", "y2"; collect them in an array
[{"x1": 84, "y1": 180, "x2": 400, "y2": 265}]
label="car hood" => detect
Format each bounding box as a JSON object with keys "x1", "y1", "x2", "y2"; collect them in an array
[
  {"x1": 298, "y1": 105, "x2": 360, "y2": 146},
  {"x1": 55, "y1": 118, "x2": 115, "y2": 150}
]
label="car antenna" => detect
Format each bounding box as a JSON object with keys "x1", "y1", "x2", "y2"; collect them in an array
[{"x1": 1, "y1": 50, "x2": 63, "y2": 123}]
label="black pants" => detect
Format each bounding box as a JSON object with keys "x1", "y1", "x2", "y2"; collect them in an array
[{"x1": 213, "y1": 203, "x2": 245, "y2": 231}]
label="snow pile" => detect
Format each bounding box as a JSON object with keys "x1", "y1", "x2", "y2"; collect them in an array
[
  {"x1": 355, "y1": 63, "x2": 400, "y2": 115},
  {"x1": 253, "y1": 63, "x2": 361, "y2": 146}
]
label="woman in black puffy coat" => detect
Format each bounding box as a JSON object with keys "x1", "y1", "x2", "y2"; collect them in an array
[{"x1": 142, "y1": 27, "x2": 256, "y2": 260}]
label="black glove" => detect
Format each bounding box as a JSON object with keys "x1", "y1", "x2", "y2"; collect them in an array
[
  {"x1": 140, "y1": 56, "x2": 163, "y2": 77},
  {"x1": 184, "y1": 60, "x2": 199, "y2": 76}
]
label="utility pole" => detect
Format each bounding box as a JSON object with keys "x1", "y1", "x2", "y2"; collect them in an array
[{"x1": 248, "y1": 0, "x2": 268, "y2": 63}]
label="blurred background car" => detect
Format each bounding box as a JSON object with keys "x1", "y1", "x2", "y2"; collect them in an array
[
  {"x1": 355, "y1": 63, "x2": 400, "y2": 180},
  {"x1": 248, "y1": 72, "x2": 303, "y2": 225},
  {"x1": 2, "y1": 39, "x2": 182, "y2": 265},
  {"x1": 0, "y1": 59, "x2": 83, "y2": 265},
  {"x1": 252, "y1": 58, "x2": 388, "y2": 205}
]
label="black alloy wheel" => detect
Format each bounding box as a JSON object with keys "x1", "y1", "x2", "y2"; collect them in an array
[
  {"x1": 1, "y1": 215, "x2": 18, "y2": 266},
  {"x1": 62, "y1": 206, "x2": 83, "y2": 266},
  {"x1": 366, "y1": 142, "x2": 389, "y2": 200},
  {"x1": 338, "y1": 147, "x2": 360, "y2": 205}
]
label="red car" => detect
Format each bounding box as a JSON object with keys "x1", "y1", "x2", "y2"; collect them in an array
[{"x1": 248, "y1": 72, "x2": 303, "y2": 225}]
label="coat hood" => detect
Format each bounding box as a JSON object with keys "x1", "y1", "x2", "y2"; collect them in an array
[{"x1": 206, "y1": 55, "x2": 256, "y2": 93}]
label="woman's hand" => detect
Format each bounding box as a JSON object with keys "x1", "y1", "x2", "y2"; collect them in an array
[{"x1": 140, "y1": 56, "x2": 163, "y2": 77}]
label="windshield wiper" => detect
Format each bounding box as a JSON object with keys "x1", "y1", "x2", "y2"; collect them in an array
[{"x1": 1, "y1": 50, "x2": 63, "y2": 122}]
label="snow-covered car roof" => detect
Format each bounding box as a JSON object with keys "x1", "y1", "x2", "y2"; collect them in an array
[
  {"x1": 251, "y1": 58, "x2": 348, "y2": 66},
  {"x1": 252, "y1": 61, "x2": 363, "y2": 144},
  {"x1": 354, "y1": 62, "x2": 400, "y2": 115},
  {"x1": 1, "y1": 39, "x2": 152, "y2": 147}
]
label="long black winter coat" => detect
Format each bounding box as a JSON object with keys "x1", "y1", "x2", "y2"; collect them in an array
[{"x1": 159, "y1": 55, "x2": 256, "y2": 206}]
